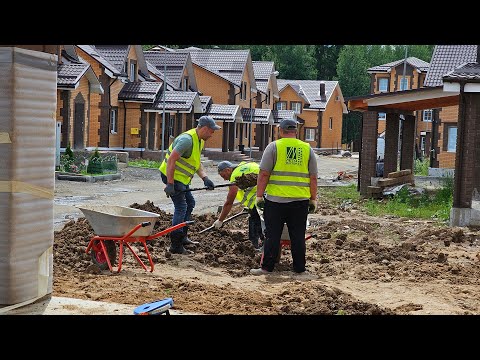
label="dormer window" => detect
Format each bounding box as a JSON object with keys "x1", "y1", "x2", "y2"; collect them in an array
[
  {"x1": 129, "y1": 60, "x2": 137, "y2": 82},
  {"x1": 378, "y1": 78, "x2": 388, "y2": 92}
]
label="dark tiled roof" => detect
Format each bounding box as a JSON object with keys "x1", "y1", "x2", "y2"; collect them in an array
[
  {"x1": 424, "y1": 45, "x2": 477, "y2": 87},
  {"x1": 241, "y1": 108, "x2": 273, "y2": 124},
  {"x1": 368, "y1": 57, "x2": 429, "y2": 73},
  {"x1": 94, "y1": 45, "x2": 129, "y2": 74},
  {"x1": 253, "y1": 61, "x2": 274, "y2": 93},
  {"x1": 277, "y1": 79, "x2": 338, "y2": 110},
  {"x1": 206, "y1": 104, "x2": 240, "y2": 122},
  {"x1": 199, "y1": 95, "x2": 212, "y2": 112},
  {"x1": 144, "y1": 51, "x2": 188, "y2": 88},
  {"x1": 145, "y1": 61, "x2": 177, "y2": 90},
  {"x1": 149, "y1": 91, "x2": 199, "y2": 112},
  {"x1": 57, "y1": 63, "x2": 89, "y2": 87},
  {"x1": 443, "y1": 62, "x2": 480, "y2": 82},
  {"x1": 179, "y1": 49, "x2": 248, "y2": 87},
  {"x1": 272, "y1": 109, "x2": 297, "y2": 123},
  {"x1": 118, "y1": 82, "x2": 162, "y2": 102},
  {"x1": 77, "y1": 45, "x2": 121, "y2": 76}
]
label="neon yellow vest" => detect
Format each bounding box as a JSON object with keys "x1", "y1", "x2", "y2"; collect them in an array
[
  {"x1": 230, "y1": 161, "x2": 259, "y2": 209},
  {"x1": 266, "y1": 138, "x2": 311, "y2": 199},
  {"x1": 159, "y1": 128, "x2": 204, "y2": 185}
]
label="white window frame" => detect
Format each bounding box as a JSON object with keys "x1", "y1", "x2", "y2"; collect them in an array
[
  {"x1": 305, "y1": 128, "x2": 315, "y2": 141},
  {"x1": 169, "y1": 115, "x2": 175, "y2": 138},
  {"x1": 110, "y1": 108, "x2": 118, "y2": 134},
  {"x1": 447, "y1": 126, "x2": 457, "y2": 152},
  {"x1": 276, "y1": 101, "x2": 286, "y2": 110},
  {"x1": 378, "y1": 112, "x2": 386, "y2": 121},
  {"x1": 378, "y1": 78, "x2": 388, "y2": 92},
  {"x1": 399, "y1": 77, "x2": 409, "y2": 91},
  {"x1": 291, "y1": 102, "x2": 302, "y2": 114},
  {"x1": 329, "y1": 117, "x2": 333, "y2": 130},
  {"x1": 423, "y1": 109, "x2": 433, "y2": 122}
]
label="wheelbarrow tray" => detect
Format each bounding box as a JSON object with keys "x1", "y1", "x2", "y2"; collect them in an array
[{"x1": 78, "y1": 205, "x2": 160, "y2": 237}]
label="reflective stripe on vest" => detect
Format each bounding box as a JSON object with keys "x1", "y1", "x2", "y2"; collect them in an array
[
  {"x1": 230, "y1": 161, "x2": 259, "y2": 209},
  {"x1": 159, "y1": 128, "x2": 204, "y2": 185},
  {"x1": 266, "y1": 138, "x2": 311, "y2": 199}
]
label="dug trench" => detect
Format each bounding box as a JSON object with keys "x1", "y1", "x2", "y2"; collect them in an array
[{"x1": 53, "y1": 198, "x2": 480, "y2": 315}]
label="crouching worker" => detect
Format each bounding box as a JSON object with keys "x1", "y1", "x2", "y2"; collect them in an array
[{"x1": 214, "y1": 160, "x2": 264, "y2": 249}]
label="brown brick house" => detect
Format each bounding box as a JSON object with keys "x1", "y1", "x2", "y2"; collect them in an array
[
  {"x1": 56, "y1": 46, "x2": 103, "y2": 149},
  {"x1": 368, "y1": 57, "x2": 431, "y2": 159},
  {"x1": 276, "y1": 79, "x2": 347, "y2": 150}
]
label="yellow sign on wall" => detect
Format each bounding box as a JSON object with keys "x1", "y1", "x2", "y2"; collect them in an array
[{"x1": 130, "y1": 128, "x2": 139, "y2": 135}]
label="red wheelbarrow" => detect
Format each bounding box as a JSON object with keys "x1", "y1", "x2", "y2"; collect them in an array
[{"x1": 78, "y1": 205, "x2": 193, "y2": 273}]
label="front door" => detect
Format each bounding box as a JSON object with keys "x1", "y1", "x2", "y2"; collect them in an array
[
  {"x1": 73, "y1": 95, "x2": 85, "y2": 149},
  {"x1": 148, "y1": 112, "x2": 155, "y2": 150}
]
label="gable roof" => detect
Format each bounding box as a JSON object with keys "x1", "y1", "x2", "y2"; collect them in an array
[
  {"x1": 118, "y1": 82, "x2": 162, "y2": 102},
  {"x1": 178, "y1": 48, "x2": 256, "y2": 90},
  {"x1": 143, "y1": 51, "x2": 197, "y2": 90},
  {"x1": 241, "y1": 108, "x2": 273, "y2": 124},
  {"x1": 277, "y1": 80, "x2": 333, "y2": 109},
  {"x1": 145, "y1": 61, "x2": 178, "y2": 90},
  {"x1": 272, "y1": 109, "x2": 296, "y2": 124},
  {"x1": 146, "y1": 91, "x2": 202, "y2": 113},
  {"x1": 57, "y1": 50, "x2": 103, "y2": 94},
  {"x1": 443, "y1": 62, "x2": 480, "y2": 82},
  {"x1": 252, "y1": 61, "x2": 279, "y2": 97},
  {"x1": 94, "y1": 45, "x2": 129, "y2": 74},
  {"x1": 424, "y1": 45, "x2": 477, "y2": 87},
  {"x1": 77, "y1": 45, "x2": 121, "y2": 77},
  {"x1": 205, "y1": 104, "x2": 241, "y2": 122},
  {"x1": 368, "y1": 57, "x2": 430, "y2": 73}
]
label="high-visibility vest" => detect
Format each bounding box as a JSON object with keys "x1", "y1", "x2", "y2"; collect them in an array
[
  {"x1": 159, "y1": 128, "x2": 204, "y2": 185},
  {"x1": 230, "y1": 161, "x2": 259, "y2": 209},
  {"x1": 266, "y1": 138, "x2": 311, "y2": 199}
]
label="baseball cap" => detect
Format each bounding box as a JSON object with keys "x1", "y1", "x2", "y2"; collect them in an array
[
  {"x1": 198, "y1": 115, "x2": 221, "y2": 130},
  {"x1": 278, "y1": 119, "x2": 298, "y2": 130},
  {"x1": 217, "y1": 160, "x2": 234, "y2": 173}
]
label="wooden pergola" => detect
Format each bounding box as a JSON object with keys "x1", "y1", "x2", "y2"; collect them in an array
[{"x1": 348, "y1": 82, "x2": 480, "y2": 227}]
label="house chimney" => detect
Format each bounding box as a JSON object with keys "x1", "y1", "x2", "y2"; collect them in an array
[
  {"x1": 319, "y1": 81, "x2": 326, "y2": 101},
  {"x1": 477, "y1": 45, "x2": 480, "y2": 63}
]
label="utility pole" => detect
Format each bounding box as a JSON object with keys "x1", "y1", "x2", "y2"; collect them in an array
[{"x1": 161, "y1": 53, "x2": 167, "y2": 161}]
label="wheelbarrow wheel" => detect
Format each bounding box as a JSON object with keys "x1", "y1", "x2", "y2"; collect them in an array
[{"x1": 91, "y1": 241, "x2": 117, "y2": 270}]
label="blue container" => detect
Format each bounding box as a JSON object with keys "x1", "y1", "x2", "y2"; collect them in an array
[{"x1": 133, "y1": 298, "x2": 174, "y2": 315}]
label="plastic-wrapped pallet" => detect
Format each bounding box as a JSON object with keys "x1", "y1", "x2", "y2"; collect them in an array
[{"x1": 0, "y1": 47, "x2": 57, "y2": 305}]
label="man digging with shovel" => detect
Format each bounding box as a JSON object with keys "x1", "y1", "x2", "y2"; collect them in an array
[{"x1": 212, "y1": 161, "x2": 264, "y2": 249}]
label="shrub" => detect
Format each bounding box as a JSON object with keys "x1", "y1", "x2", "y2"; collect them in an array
[
  {"x1": 65, "y1": 142, "x2": 74, "y2": 159},
  {"x1": 87, "y1": 148, "x2": 103, "y2": 174}
]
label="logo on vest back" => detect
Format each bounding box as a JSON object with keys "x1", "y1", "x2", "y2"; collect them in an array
[{"x1": 286, "y1": 147, "x2": 303, "y2": 165}]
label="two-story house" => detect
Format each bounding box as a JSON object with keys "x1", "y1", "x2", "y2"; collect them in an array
[
  {"x1": 367, "y1": 57, "x2": 430, "y2": 158},
  {"x1": 276, "y1": 80, "x2": 347, "y2": 150}
]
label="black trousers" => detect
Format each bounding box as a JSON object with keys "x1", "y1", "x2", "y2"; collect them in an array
[
  {"x1": 261, "y1": 198, "x2": 309, "y2": 273},
  {"x1": 248, "y1": 206, "x2": 263, "y2": 247}
]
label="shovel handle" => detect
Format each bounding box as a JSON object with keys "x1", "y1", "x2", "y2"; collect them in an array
[{"x1": 182, "y1": 183, "x2": 235, "y2": 192}]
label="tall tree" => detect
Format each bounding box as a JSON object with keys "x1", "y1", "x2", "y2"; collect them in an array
[{"x1": 314, "y1": 45, "x2": 343, "y2": 80}]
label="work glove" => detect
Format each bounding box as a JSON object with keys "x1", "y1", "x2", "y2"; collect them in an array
[
  {"x1": 164, "y1": 183, "x2": 176, "y2": 197},
  {"x1": 256, "y1": 196, "x2": 265, "y2": 211},
  {"x1": 203, "y1": 176, "x2": 215, "y2": 190},
  {"x1": 213, "y1": 219, "x2": 223, "y2": 229},
  {"x1": 308, "y1": 199, "x2": 317, "y2": 214}
]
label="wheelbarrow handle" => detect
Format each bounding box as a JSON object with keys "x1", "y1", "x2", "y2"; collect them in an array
[{"x1": 146, "y1": 220, "x2": 194, "y2": 240}]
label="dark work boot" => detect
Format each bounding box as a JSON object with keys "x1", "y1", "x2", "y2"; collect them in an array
[
  {"x1": 182, "y1": 227, "x2": 199, "y2": 246},
  {"x1": 169, "y1": 232, "x2": 193, "y2": 255}
]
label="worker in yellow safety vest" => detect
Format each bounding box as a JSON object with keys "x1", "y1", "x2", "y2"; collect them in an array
[
  {"x1": 159, "y1": 115, "x2": 221, "y2": 254},
  {"x1": 250, "y1": 119, "x2": 318, "y2": 275},
  {"x1": 214, "y1": 160, "x2": 264, "y2": 249}
]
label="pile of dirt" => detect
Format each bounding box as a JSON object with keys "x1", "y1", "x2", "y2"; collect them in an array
[{"x1": 234, "y1": 173, "x2": 258, "y2": 190}]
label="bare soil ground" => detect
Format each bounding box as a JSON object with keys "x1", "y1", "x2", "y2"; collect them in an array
[{"x1": 51, "y1": 159, "x2": 480, "y2": 315}]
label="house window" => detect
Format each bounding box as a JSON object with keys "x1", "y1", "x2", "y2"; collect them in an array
[
  {"x1": 291, "y1": 101, "x2": 302, "y2": 114},
  {"x1": 110, "y1": 107, "x2": 118, "y2": 134},
  {"x1": 240, "y1": 82, "x2": 247, "y2": 101},
  {"x1": 243, "y1": 123, "x2": 248, "y2": 137},
  {"x1": 129, "y1": 61, "x2": 137, "y2": 82},
  {"x1": 447, "y1": 126, "x2": 457, "y2": 152},
  {"x1": 169, "y1": 115, "x2": 175, "y2": 138},
  {"x1": 423, "y1": 109, "x2": 433, "y2": 122},
  {"x1": 399, "y1": 77, "x2": 409, "y2": 91},
  {"x1": 305, "y1": 128, "x2": 315, "y2": 141},
  {"x1": 267, "y1": 90, "x2": 271, "y2": 105},
  {"x1": 276, "y1": 101, "x2": 286, "y2": 110},
  {"x1": 378, "y1": 112, "x2": 386, "y2": 121},
  {"x1": 329, "y1": 117, "x2": 333, "y2": 130},
  {"x1": 378, "y1": 78, "x2": 388, "y2": 92},
  {"x1": 183, "y1": 77, "x2": 189, "y2": 91}
]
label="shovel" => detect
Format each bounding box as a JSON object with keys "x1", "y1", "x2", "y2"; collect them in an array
[
  {"x1": 199, "y1": 208, "x2": 249, "y2": 234},
  {"x1": 182, "y1": 183, "x2": 234, "y2": 193}
]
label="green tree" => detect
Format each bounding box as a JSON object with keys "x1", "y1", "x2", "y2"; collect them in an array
[{"x1": 314, "y1": 45, "x2": 344, "y2": 80}]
